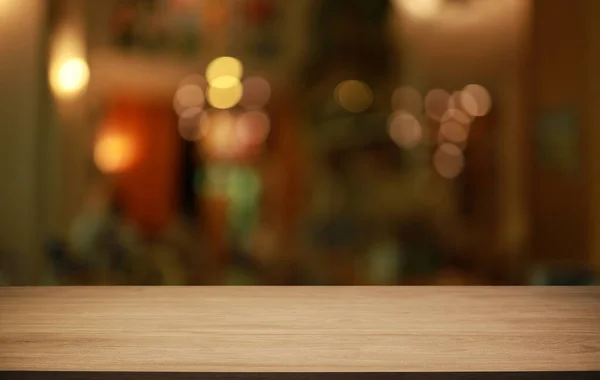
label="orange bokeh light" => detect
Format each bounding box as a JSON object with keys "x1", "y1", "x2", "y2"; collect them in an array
[
  {"x1": 433, "y1": 143, "x2": 464, "y2": 179},
  {"x1": 94, "y1": 131, "x2": 136, "y2": 174},
  {"x1": 201, "y1": 111, "x2": 239, "y2": 160},
  {"x1": 441, "y1": 108, "x2": 472, "y2": 126},
  {"x1": 460, "y1": 84, "x2": 492, "y2": 117},
  {"x1": 388, "y1": 110, "x2": 422, "y2": 149},
  {"x1": 439, "y1": 121, "x2": 468, "y2": 145},
  {"x1": 425, "y1": 89, "x2": 450, "y2": 122},
  {"x1": 236, "y1": 110, "x2": 271, "y2": 147},
  {"x1": 397, "y1": 0, "x2": 442, "y2": 19},
  {"x1": 173, "y1": 84, "x2": 205, "y2": 115}
]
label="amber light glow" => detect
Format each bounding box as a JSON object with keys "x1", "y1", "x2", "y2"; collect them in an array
[
  {"x1": 94, "y1": 131, "x2": 136, "y2": 174},
  {"x1": 50, "y1": 57, "x2": 89, "y2": 98},
  {"x1": 397, "y1": 0, "x2": 442, "y2": 19},
  {"x1": 335, "y1": 80, "x2": 373, "y2": 113}
]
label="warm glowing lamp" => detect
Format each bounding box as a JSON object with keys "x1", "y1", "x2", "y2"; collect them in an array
[
  {"x1": 50, "y1": 57, "x2": 89, "y2": 98},
  {"x1": 94, "y1": 131, "x2": 135, "y2": 174}
]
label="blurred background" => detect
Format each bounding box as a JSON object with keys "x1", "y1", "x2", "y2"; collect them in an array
[{"x1": 0, "y1": 0, "x2": 598, "y2": 286}]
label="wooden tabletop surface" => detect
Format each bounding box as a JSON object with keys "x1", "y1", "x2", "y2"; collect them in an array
[{"x1": 0, "y1": 287, "x2": 599, "y2": 372}]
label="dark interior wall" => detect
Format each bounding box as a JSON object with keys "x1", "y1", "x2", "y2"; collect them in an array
[
  {"x1": 528, "y1": 0, "x2": 592, "y2": 267},
  {"x1": 0, "y1": 0, "x2": 47, "y2": 283}
]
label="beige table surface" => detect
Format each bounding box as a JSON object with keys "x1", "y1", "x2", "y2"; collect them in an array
[{"x1": 0, "y1": 287, "x2": 599, "y2": 372}]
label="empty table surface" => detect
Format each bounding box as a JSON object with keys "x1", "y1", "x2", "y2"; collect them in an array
[{"x1": 0, "y1": 287, "x2": 599, "y2": 372}]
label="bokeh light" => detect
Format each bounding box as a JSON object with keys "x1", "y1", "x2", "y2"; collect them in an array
[
  {"x1": 178, "y1": 107, "x2": 207, "y2": 141},
  {"x1": 433, "y1": 143, "x2": 465, "y2": 179},
  {"x1": 179, "y1": 74, "x2": 208, "y2": 89},
  {"x1": 205, "y1": 56, "x2": 243, "y2": 85},
  {"x1": 335, "y1": 80, "x2": 373, "y2": 113},
  {"x1": 397, "y1": 0, "x2": 442, "y2": 19},
  {"x1": 236, "y1": 111, "x2": 271, "y2": 147},
  {"x1": 94, "y1": 131, "x2": 135, "y2": 174},
  {"x1": 210, "y1": 76, "x2": 240, "y2": 89},
  {"x1": 240, "y1": 76, "x2": 271, "y2": 109},
  {"x1": 388, "y1": 110, "x2": 422, "y2": 149},
  {"x1": 447, "y1": 91, "x2": 467, "y2": 112},
  {"x1": 460, "y1": 84, "x2": 492, "y2": 117},
  {"x1": 202, "y1": 111, "x2": 237, "y2": 158},
  {"x1": 425, "y1": 89, "x2": 450, "y2": 122},
  {"x1": 441, "y1": 108, "x2": 472, "y2": 126},
  {"x1": 50, "y1": 57, "x2": 89, "y2": 98},
  {"x1": 206, "y1": 79, "x2": 243, "y2": 109},
  {"x1": 439, "y1": 121, "x2": 468, "y2": 145},
  {"x1": 173, "y1": 84, "x2": 205, "y2": 115},
  {"x1": 391, "y1": 86, "x2": 422, "y2": 114}
]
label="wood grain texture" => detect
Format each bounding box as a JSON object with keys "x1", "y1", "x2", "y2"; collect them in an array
[
  {"x1": 0, "y1": 287, "x2": 599, "y2": 372},
  {"x1": 2, "y1": 372, "x2": 600, "y2": 380}
]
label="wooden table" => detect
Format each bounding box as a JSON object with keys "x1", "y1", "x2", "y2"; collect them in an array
[{"x1": 0, "y1": 287, "x2": 599, "y2": 379}]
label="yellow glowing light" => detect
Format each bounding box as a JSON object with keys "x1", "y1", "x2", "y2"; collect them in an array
[
  {"x1": 206, "y1": 56, "x2": 243, "y2": 85},
  {"x1": 425, "y1": 89, "x2": 450, "y2": 122},
  {"x1": 398, "y1": 0, "x2": 442, "y2": 19},
  {"x1": 211, "y1": 75, "x2": 240, "y2": 89},
  {"x1": 388, "y1": 110, "x2": 422, "y2": 149},
  {"x1": 94, "y1": 132, "x2": 135, "y2": 174},
  {"x1": 433, "y1": 143, "x2": 464, "y2": 179},
  {"x1": 460, "y1": 84, "x2": 492, "y2": 117},
  {"x1": 0, "y1": 0, "x2": 17, "y2": 16},
  {"x1": 173, "y1": 84, "x2": 204, "y2": 115},
  {"x1": 240, "y1": 76, "x2": 271, "y2": 109},
  {"x1": 50, "y1": 57, "x2": 89, "y2": 97},
  {"x1": 207, "y1": 79, "x2": 243, "y2": 109},
  {"x1": 335, "y1": 80, "x2": 373, "y2": 113}
]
